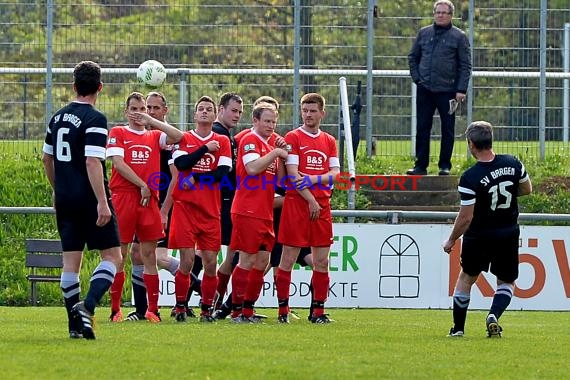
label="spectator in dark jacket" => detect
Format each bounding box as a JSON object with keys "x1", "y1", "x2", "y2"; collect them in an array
[{"x1": 407, "y1": 0, "x2": 471, "y2": 176}]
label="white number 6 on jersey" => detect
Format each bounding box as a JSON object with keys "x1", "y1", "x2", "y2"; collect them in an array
[{"x1": 56, "y1": 128, "x2": 72, "y2": 162}]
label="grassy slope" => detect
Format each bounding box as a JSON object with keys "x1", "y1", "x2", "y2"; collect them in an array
[
  {"x1": 1, "y1": 140, "x2": 570, "y2": 305},
  {"x1": 1, "y1": 307, "x2": 568, "y2": 379}
]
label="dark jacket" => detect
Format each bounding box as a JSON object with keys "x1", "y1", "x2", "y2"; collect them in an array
[{"x1": 408, "y1": 22, "x2": 471, "y2": 93}]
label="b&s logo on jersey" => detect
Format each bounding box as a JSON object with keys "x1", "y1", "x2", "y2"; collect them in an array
[
  {"x1": 244, "y1": 143, "x2": 256, "y2": 152},
  {"x1": 129, "y1": 146, "x2": 152, "y2": 164},
  {"x1": 109, "y1": 137, "x2": 117, "y2": 145},
  {"x1": 304, "y1": 150, "x2": 326, "y2": 171},
  {"x1": 194, "y1": 152, "x2": 216, "y2": 171}
]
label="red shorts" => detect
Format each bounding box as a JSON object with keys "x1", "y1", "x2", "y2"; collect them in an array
[
  {"x1": 112, "y1": 192, "x2": 164, "y2": 244},
  {"x1": 230, "y1": 213, "x2": 275, "y2": 254},
  {"x1": 278, "y1": 195, "x2": 333, "y2": 247},
  {"x1": 169, "y1": 200, "x2": 221, "y2": 252}
]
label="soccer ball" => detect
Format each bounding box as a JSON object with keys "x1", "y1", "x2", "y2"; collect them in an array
[{"x1": 136, "y1": 60, "x2": 166, "y2": 88}]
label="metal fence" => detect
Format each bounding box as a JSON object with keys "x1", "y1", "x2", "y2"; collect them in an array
[
  {"x1": 1, "y1": 1, "x2": 570, "y2": 159},
  {"x1": 4, "y1": 207, "x2": 570, "y2": 225}
]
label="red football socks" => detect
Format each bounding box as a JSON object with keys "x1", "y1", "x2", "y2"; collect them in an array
[
  {"x1": 143, "y1": 273, "x2": 160, "y2": 313},
  {"x1": 109, "y1": 271, "x2": 125, "y2": 312}
]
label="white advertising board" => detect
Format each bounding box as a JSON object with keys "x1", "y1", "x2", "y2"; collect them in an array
[{"x1": 154, "y1": 224, "x2": 570, "y2": 310}]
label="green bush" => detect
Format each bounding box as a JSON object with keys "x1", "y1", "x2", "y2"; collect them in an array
[
  {"x1": 0, "y1": 151, "x2": 117, "y2": 306},
  {"x1": 2, "y1": 146, "x2": 570, "y2": 305}
]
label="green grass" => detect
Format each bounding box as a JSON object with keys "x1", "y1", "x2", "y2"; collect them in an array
[
  {"x1": 0, "y1": 140, "x2": 44, "y2": 155},
  {"x1": 2, "y1": 140, "x2": 570, "y2": 304},
  {"x1": 3, "y1": 139, "x2": 570, "y2": 165},
  {"x1": 1, "y1": 307, "x2": 568, "y2": 379}
]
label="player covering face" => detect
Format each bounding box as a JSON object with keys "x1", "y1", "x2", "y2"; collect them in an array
[{"x1": 106, "y1": 92, "x2": 183, "y2": 323}]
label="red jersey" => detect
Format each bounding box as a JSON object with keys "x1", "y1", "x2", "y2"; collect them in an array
[
  {"x1": 171, "y1": 130, "x2": 231, "y2": 218},
  {"x1": 234, "y1": 128, "x2": 250, "y2": 145},
  {"x1": 235, "y1": 127, "x2": 280, "y2": 146},
  {"x1": 284, "y1": 127, "x2": 339, "y2": 199},
  {"x1": 106, "y1": 126, "x2": 167, "y2": 197},
  {"x1": 231, "y1": 131, "x2": 279, "y2": 221}
]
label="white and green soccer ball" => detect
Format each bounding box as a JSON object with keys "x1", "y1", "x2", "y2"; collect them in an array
[{"x1": 136, "y1": 60, "x2": 166, "y2": 88}]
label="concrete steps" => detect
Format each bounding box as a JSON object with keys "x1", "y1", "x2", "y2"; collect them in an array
[{"x1": 357, "y1": 174, "x2": 460, "y2": 213}]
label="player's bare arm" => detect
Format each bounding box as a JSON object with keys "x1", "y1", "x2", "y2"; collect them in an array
[
  {"x1": 297, "y1": 166, "x2": 340, "y2": 188},
  {"x1": 286, "y1": 163, "x2": 322, "y2": 220},
  {"x1": 245, "y1": 148, "x2": 287, "y2": 176},
  {"x1": 110, "y1": 155, "x2": 151, "y2": 206},
  {"x1": 443, "y1": 204, "x2": 474, "y2": 253},
  {"x1": 129, "y1": 111, "x2": 183, "y2": 144},
  {"x1": 41, "y1": 153, "x2": 56, "y2": 208},
  {"x1": 518, "y1": 176, "x2": 532, "y2": 196},
  {"x1": 41, "y1": 153, "x2": 56, "y2": 189},
  {"x1": 86, "y1": 156, "x2": 112, "y2": 226},
  {"x1": 206, "y1": 140, "x2": 220, "y2": 151},
  {"x1": 274, "y1": 135, "x2": 287, "y2": 149},
  {"x1": 276, "y1": 156, "x2": 288, "y2": 184}
]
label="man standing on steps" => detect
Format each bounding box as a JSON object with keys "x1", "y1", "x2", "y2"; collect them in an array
[
  {"x1": 443, "y1": 121, "x2": 532, "y2": 338},
  {"x1": 407, "y1": 0, "x2": 471, "y2": 176}
]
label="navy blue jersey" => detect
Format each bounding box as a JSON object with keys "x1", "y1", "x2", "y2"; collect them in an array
[
  {"x1": 213, "y1": 121, "x2": 237, "y2": 198},
  {"x1": 159, "y1": 148, "x2": 172, "y2": 205},
  {"x1": 43, "y1": 102, "x2": 109, "y2": 209},
  {"x1": 458, "y1": 154, "x2": 529, "y2": 236}
]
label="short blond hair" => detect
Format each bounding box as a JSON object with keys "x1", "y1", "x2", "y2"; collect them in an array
[
  {"x1": 433, "y1": 0, "x2": 454, "y2": 14},
  {"x1": 253, "y1": 96, "x2": 279, "y2": 110},
  {"x1": 252, "y1": 102, "x2": 278, "y2": 120}
]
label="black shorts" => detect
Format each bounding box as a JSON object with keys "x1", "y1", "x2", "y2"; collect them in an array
[
  {"x1": 220, "y1": 197, "x2": 233, "y2": 246},
  {"x1": 56, "y1": 204, "x2": 120, "y2": 252},
  {"x1": 460, "y1": 227, "x2": 520, "y2": 283},
  {"x1": 270, "y1": 243, "x2": 312, "y2": 268}
]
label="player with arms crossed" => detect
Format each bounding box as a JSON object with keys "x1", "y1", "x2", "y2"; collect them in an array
[
  {"x1": 106, "y1": 92, "x2": 183, "y2": 323},
  {"x1": 229, "y1": 102, "x2": 288, "y2": 323},
  {"x1": 214, "y1": 95, "x2": 288, "y2": 320},
  {"x1": 443, "y1": 121, "x2": 532, "y2": 338},
  {"x1": 275, "y1": 93, "x2": 340, "y2": 324},
  {"x1": 213, "y1": 96, "x2": 313, "y2": 321},
  {"x1": 170, "y1": 95, "x2": 232, "y2": 322},
  {"x1": 42, "y1": 60, "x2": 122, "y2": 340}
]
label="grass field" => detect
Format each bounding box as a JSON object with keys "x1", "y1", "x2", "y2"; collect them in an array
[{"x1": 1, "y1": 307, "x2": 568, "y2": 379}]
